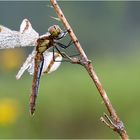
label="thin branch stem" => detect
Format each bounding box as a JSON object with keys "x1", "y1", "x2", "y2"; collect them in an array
[{"x1": 50, "y1": 0, "x2": 129, "y2": 139}]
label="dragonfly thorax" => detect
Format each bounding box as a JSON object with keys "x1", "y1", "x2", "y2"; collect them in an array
[{"x1": 36, "y1": 38, "x2": 51, "y2": 53}]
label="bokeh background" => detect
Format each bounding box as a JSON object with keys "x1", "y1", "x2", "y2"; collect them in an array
[{"x1": 0, "y1": 1, "x2": 140, "y2": 139}]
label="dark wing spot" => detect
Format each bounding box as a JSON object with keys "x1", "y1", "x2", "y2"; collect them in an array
[{"x1": 22, "y1": 20, "x2": 29, "y2": 34}]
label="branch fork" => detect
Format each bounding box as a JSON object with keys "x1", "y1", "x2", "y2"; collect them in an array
[{"x1": 100, "y1": 113, "x2": 125, "y2": 134}]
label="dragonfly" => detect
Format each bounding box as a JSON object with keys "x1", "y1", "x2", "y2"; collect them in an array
[{"x1": 0, "y1": 19, "x2": 73, "y2": 115}]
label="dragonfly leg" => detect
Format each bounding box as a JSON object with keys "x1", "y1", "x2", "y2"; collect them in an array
[
  {"x1": 52, "y1": 46, "x2": 68, "y2": 62},
  {"x1": 54, "y1": 46, "x2": 67, "y2": 58},
  {"x1": 55, "y1": 40, "x2": 81, "y2": 58},
  {"x1": 69, "y1": 53, "x2": 80, "y2": 57},
  {"x1": 53, "y1": 51, "x2": 81, "y2": 64},
  {"x1": 55, "y1": 39, "x2": 73, "y2": 49},
  {"x1": 52, "y1": 46, "x2": 55, "y2": 61},
  {"x1": 56, "y1": 29, "x2": 68, "y2": 40},
  {"x1": 53, "y1": 45, "x2": 73, "y2": 62}
]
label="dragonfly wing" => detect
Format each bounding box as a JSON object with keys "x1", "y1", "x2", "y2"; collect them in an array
[
  {"x1": 30, "y1": 53, "x2": 44, "y2": 115},
  {"x1": 43, "y1": 51, "x2": 62, "y2": 74},
  {"x1": 0, "y1": 25, "x2": 20, "y2": 49},
  {"x1": 0, "y1": 30, "x2": 38, "y2": 49},
  {"x1": 27, "y1": 51, "x2": 62, "y2": 75},
  {"x1": 0, "y1": 25, "x2": 13, "y2": 33},
  {"x1": 0, "y1": 19, "x2": 39, "y2": 49},
  {"x1": 20, "y1": 19, "x2": 39, "y2": 47},
  {"x1": 0, "y1": 31, "x2": 21, "y2": 49},
  {"x1": 16, "y1": 49, "x2": 36, "y2": 79}
]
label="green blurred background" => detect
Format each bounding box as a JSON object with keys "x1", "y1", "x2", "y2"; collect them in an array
[{"x1": 0, "y1": 1, "x2": 140, "y2": 139}]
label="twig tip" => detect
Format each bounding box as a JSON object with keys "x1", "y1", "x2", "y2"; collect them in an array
[
  {"x1": 50, "y1": 16, "x2": 60, "y2": 21},
  {"x1": 47, "y1": 5, "x2": 53, "y2": 8}
]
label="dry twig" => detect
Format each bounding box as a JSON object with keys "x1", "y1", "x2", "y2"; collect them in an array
[{"x1": 50, "y1": 0, "x2": 129, "y2": 139}]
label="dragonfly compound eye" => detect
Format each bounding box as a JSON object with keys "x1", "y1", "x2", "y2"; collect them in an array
[{"x1": 48, "y1": 25, "x2": 62, "y2": 39}]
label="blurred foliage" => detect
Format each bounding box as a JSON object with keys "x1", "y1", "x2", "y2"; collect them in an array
[{"x1": 0, "y1": 1, "x2": 140, "y2": 139}]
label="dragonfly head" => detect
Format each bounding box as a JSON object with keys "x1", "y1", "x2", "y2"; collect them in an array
[{"x1": 48, "y1": 25, "x2": 66, "y2": 40}]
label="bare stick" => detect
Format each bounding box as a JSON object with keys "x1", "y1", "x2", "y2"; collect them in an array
[{"x1": 50, "y1": 0, "x2": 129, "y2": 139}]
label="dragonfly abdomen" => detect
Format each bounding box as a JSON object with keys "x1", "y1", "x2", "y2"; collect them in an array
[{"x1": 30, "y1": 53, "x2": 44, "y2": 115}]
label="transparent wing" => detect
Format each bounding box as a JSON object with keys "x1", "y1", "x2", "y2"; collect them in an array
[
  {"x1": 0, "y1": 19, "x2": 39, "y2": 49},
  {"x1": 0, "y1": 31, "x2": 21, "y2": 49},
  {"x1": 27, "y1": 51, "x2": 62, "y2": 75},
  {"x1": 19, "y1": 19, "x2": 39, "y2": 47},
  {"x1": 16, "y1": 49, "x2": 36, "y2": 79},
  {"x1": 0, "y1": 25, "x2": 13, "y2": 33},
  {"x1": 16, "y1": 50, "x2": 62, "y2": 79},
  {"x1": 43, "y1": 52, "x2": 62, "y2": 74}
]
